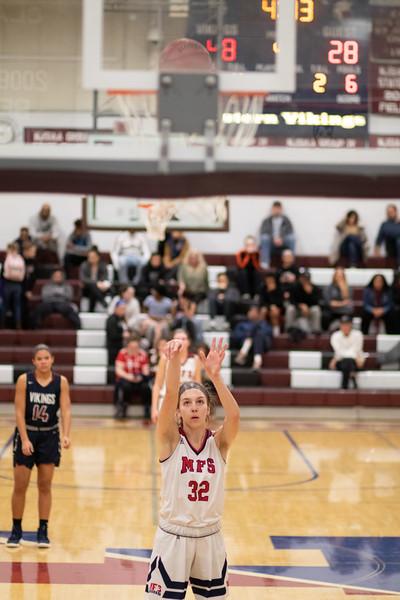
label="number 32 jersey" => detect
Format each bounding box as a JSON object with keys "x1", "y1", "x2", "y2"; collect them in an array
[
  {"x1": 25, "y1": 371, "x2": 61, "y2": 428},
  {"x1": 159, "y1": 429, "x2": 226, "y2": 535}
]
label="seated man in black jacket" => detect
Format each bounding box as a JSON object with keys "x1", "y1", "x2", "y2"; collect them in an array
[
  {"x1": 106, "y1": 300, "x2": 128, "y2": 365},
  {"x1": 285, "y1": 269, "x2": 321, "y2": 336}
]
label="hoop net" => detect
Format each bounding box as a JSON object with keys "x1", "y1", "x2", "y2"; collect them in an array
[
  {"x1": 108, "y1": 90, "x2": 157, "y2": 137},
  {"x1": 138, "y1": 201, "x2": 177, "y2": 240},
  {"x1": 219, "y1": 92, "x2": 267, "y2": 147},
  {"x1": 137, "y1": 197, "x2": 227, "y2": 240},
  {"x1": 107, "y1": 89, "x2": 267, "y2": 146}
]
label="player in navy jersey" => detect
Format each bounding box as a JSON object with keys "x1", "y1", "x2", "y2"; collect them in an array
[
  {"x1": 6, "y1": 344, "x2": 71, "y2": 548},
  {"x1": 145, "y1": 338, "x2": 240, "y2": 599}
]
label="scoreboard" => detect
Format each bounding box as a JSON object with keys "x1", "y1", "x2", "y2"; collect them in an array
[{"x1": 187, "y1": 0, "x2": 371, "y2": 142}]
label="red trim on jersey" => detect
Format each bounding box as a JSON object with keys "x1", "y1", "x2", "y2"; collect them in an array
[{"x1": 179, "y1": 427, "x2": 212, "y2": 455}]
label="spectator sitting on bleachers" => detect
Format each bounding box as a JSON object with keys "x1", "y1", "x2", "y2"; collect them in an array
[
  {"x1": 258, "y1": 272, "x2": 284, "y2": 337},
  {"x1": 178, "y1": 250, "x2": 209, "y2": 304},
  {"x1": 64, "y1": 219, "x2": 93, "y2": 277},
  {"x1": 106, "y1": 300, "x2": 129, "y2": 365},
  {"x1": 329, "y1": 315, "x2": 365, "y2": 389},
  {"x1": 259, "y1": 201, "x2": 296, "y2": 269},
  {"x1": 114, "y1": 335, "x2": 151, "y2": 420},
  {"x1": 137, "y1": 252, "x2": 168, "y2": 301},
  {"x1": 208, "y1": 272, "x2": 240, "y2": 327},
  {"x1": 31, "y1": 269, "x2": 81, "y2": 330},
  {"x1": 21, "y1": 242, "x2": 38, "y2": 327},
  {"x1": 285, "y1": 269, "x2": 322, "y2": 339},
  {"x1": 232, "y1": 304, "x2": 273, "y2": 370},
  {"x1": 14, "y1": 227, "x2": 32, "y2": 255},
  {"x1": 108, "y1": 284, "x2": 141, "y2": 330},
  {"x1": 79, "y1": 246, "x2": 111, "y2": 312},
  {"x1": 111, "y1": 229, "x2": 150, "y2": 285},
  {"x1": 391, "y1": 270, "x2": 400, "y2": 334},
  {"x1": 2, "y1": 242, "x2": 25, "y2": 329},
  {"x1": 374, "y1": 204, "x2": 400, "y2": 267},
  {"x1": 276, "y1": 249, "x2": 299, "y2": 302},
  {"x1": 361, "y1": 274, "x2": 395, "y2": 334},
  {"x1": 162, "y1": 229, "x2": 190, "y2": 281},
  {"x1": 235, "y1": 235, "x2": 263, "y2": 299},
  {"x1": 142, "y1": 284, "x2": 173, "y2": 347},
  {"x1": 29, "y1": 203, "x2": 60, "y2": 260},
  {"x1": 322, "y1": 266, "x2": 353, "y2": 331},
  {"x1": 330, "y1": 210, "x2": 368, "y2": 267},
  {"x1": 172, "y1": 292, "x2": 202, "y2": 344}
]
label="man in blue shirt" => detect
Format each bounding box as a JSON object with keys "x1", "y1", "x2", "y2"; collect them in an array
[{"x1": 374, "y1": 204, "x2": 400, "y2": 265}]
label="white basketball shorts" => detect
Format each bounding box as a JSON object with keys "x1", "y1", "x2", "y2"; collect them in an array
[{"x1": 144, "y1": 526, "x2": 229, "y2": 599}]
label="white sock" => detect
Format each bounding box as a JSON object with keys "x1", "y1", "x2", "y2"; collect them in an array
[{"x1": 240, "y1": 338, "x2": 252, "y2": 356}]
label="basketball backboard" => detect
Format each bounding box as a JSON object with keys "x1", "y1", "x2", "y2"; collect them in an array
[
  {"x1": 82, "y1": 0, "x2": 297, "y2": 94},
  {"x1": 1, "y1": 0, "x2": 400, "y2": 198}
]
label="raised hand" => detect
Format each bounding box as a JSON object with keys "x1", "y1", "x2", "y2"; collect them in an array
[
  {"x1": 199, "y1": 338, "x2": 228, "y2": 379},
  {"x1": 164, "y1": 339, "x2": 184, "y2": 361}
]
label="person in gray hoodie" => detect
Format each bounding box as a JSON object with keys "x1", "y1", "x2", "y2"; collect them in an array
[
  {"x1": 259, "y1": 201, "x2": 296, "y2": 269},
  {"x1": 31, "y1": 269, "x2": 81, "y2": 329}
]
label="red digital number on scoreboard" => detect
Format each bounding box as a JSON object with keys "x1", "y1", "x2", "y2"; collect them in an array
[
  {"x1": 328, "y1": 40, "x2": 359, "y2": 65},
  {"x1": 206, "y1": 38, "x2": 238, "y2": 63}
]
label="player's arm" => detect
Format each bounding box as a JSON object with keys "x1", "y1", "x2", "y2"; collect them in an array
[
  {"x1": 200, "y1": 339, "x2": 240, "y2": 460},
  {"x1": 115, "y1": 360, "x2": 133, "y2": 382},
  {"x1": 151, "y1": 355, "x2": 167, "y2": 424},
  {"x1": 60, "y1": 376, "x2": 72, "y2": 449},
  {"x1": 15, "y1": 374, "x2": 33, "y2": 456},
  {"x1": 156, "y1": 340, "x2": 183, "y2": 459}
]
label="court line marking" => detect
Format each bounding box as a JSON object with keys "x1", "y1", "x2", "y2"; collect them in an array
[
  {"x1": 104, "y1": 551, "x2": 399, "y2": 596},
  {"x1": 375, "y1": 431, "x2": 400, "y2": 452},
  {"x1": 283, "y1": 430, "x2": 319, "y2": 481},
  {"x1": 0, "y1": 432, "x2": 13, "y2": 461},
  {"x1": 228, "y1": 567, "x2": 400, "y2": 596},
  {"x1": 0, "y1": 428, "x2": 321, "y2": 492}
]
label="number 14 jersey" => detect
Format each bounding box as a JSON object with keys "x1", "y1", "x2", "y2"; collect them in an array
[
  {"x1": 159, "y1": 429, "x2": 226, "y2": 536},
  {"x1": 25, "y1": 371, "x2": 61, "y2": 428}
]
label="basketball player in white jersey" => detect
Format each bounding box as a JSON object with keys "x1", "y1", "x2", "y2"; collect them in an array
[
  {"x1": 151, "y1": 329, "x2": 202, "y2": 424},
  {"x1": 145, "y1": 338, "x2": 240, "y2": 599}
]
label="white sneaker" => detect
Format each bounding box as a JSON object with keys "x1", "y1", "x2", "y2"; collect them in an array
[
  {"x1": 234, "y1": 352, "x2": 247, "y2": 365},
  {"x1": 252, "y1": 354, "x2": 262, "y2": 370}
]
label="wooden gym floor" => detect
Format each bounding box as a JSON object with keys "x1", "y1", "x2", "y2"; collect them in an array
[{"x1": 0, "y1": 414, "x2": 400, "y2": 599}]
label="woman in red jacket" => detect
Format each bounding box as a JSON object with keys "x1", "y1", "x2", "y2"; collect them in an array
[{"x1": 235, "y1": 235, "x2": 262, "y2": 299}]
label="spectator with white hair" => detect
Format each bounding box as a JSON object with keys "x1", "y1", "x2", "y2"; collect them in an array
[{"x1": 29, "y1": 203, "x2": 60, "y2": 258}]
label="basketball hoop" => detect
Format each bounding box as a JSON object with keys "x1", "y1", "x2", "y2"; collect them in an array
[
  {"x1": 138, "y1": 201, "x2": 177, "y2": 240},
  {"x1": 220, "y1": 92, "x2": 267, "y2": 147},
  {"x1": 107, "y1": 89, "x2": 157, "y2": 137}
]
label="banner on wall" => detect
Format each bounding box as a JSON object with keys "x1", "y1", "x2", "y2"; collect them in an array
[{"x1": 24, "y1": 128, "x2": 111, "y2": 143}]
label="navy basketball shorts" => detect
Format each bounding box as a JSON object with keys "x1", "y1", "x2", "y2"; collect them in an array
[
  {"x1": 144, "y1": 528, "x2": 228, "y2": 599},
  {"x1": 13, "y1": 428, "x2": 61, "y2": 469}
]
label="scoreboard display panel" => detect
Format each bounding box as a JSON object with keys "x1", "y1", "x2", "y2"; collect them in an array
[{"x1": 187, "y1": 0, "x2": 371, "y2": 142}]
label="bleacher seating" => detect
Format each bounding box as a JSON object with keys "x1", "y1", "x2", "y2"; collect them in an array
[{"x1": 0, "y1": 253, "x2": 398, "y2": 411}]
